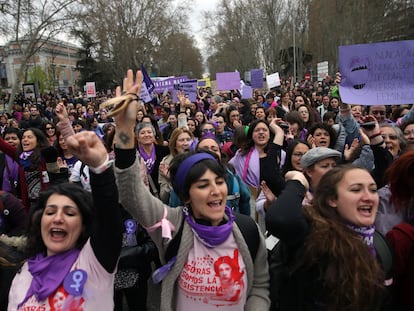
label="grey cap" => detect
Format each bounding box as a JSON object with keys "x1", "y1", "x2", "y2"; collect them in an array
[{"x1": 301, "y1": 147, "x2": 341, "y2": 169}]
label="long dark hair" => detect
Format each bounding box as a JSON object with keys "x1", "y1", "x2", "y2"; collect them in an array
[
  {"x1": 25, "y1": 183, "x2": 94, "y2": 258},
  {"x1": 239, "y1": 119, "x2": 273, "y2": 156},
  {"x1": 304, "y1": 165, "x2": 385, "y2": 310},
  {"x1": 281, "y1": 139, "x2": 310, "y2": 176},
  {"x1": 18, "y1": 128, "x2": 50, "y2": 170}
]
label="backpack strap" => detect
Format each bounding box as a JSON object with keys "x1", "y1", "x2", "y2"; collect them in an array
[
  {"x1": 234, "y1": 212, "x2": 259, "y2": 261},
  {"x1": 164, "y1": 212, "x2": 259, "y2": 263},
  {"x1": 164, "y1": 218, "x2": 184, "y2": 263},
  {"x1": 374, "y1": 230, "x2": 393, "y2": 283}
]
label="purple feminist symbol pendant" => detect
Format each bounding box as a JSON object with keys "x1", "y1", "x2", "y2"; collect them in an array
[{"x1": 64, "y1": 269, "x2": 88, "y2": 296}]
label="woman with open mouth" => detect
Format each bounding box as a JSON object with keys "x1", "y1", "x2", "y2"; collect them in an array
[
  {"x1": 266, "y1": 165, "x2": 395, "y2": 310},
  {"x1": 110, "y1": 70, "x2": 270, "y2": 311},
  {"x1": 229, "y1": 119, "x2": 286, "y2": 232},
  {"x1": 0, "y1": 127, "x2": 68, "y2": 211},
  {"x1": 8, "y1": 128, "x2": 123, "y2": 310}
]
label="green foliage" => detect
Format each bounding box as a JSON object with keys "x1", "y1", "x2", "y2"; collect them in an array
[{"x1": 27, "y1": 65, "x2": 56, "y2": 93}]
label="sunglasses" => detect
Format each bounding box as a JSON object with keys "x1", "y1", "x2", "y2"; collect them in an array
[{"x1": 46, "y1": 127, "x2": 54, "y2": 130}]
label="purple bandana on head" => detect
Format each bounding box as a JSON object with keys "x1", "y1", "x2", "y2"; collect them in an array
[
  {"x1": 18, "y1": 248, "x2": 80, "y2": 308},
  {"x1": 174, "y1": 153, "x2": 216, "y2": 192}
]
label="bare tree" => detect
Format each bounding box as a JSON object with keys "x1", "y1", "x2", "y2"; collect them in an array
[
  {"x1": 74, "y1": 0, "x2": 191, "y2": 83},
  {"x1": 1, "y1": 0, "x2": 79, "y2": 112}
]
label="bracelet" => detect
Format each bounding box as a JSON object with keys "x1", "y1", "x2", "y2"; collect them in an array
[
  {"x1": 126, "y1": 93, "x2": 140, "y2": 101},
  {"x1": 89, "y1": 155, "x2": 114, "y2": 174},
  {"x1": 371, "y1": 140, "x2": 384, "y2": 147},
  {"x1": 369, "y1": 132, "x2": 382, "y2": 139}
]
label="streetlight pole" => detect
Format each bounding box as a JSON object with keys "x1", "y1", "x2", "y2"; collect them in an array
[{"x1": 293, "y1": 17, "x2": 296, "y2": 84}]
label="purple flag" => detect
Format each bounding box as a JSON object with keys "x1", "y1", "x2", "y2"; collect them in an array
[
  {"x1": 216, "y1": 72, "x2": 241, "y2": 91},
  {"x1": 339, "y1": 40, "x2": 414, "y2": 105},
  {"x1": 250, "y1": 69, "x2": 264, "y2": 88},
  {"x1": 140, "y1": 64, "x2": 155, "y2": 103}
]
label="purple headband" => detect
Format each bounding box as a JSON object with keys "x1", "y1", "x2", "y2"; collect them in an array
[{"x1": 174, "y1": 153, "x2": 216, "y2": 192}]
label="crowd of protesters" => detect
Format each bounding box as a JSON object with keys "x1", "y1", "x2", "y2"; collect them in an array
[{"x1": 0, "y1": 70, "x2": 412, "y2": 310}]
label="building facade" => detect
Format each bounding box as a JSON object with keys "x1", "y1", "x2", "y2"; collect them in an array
[{"x1": 0, "y1": 38, "x2": 82, "y2": 95}]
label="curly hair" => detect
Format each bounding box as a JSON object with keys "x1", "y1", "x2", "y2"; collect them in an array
[
  {"x1": 303, "y1": 165, "x2": 385, "y2": 310},
  {"x1": 307, "y1": 122, "x2": 337, "y2": 149},
  {"x1": 18, "y1": 128, "x2": 50, "y2": 170}
]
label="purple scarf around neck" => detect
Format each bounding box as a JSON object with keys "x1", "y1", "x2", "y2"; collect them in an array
[
  {"x1": 183, "y1": 205, "x2": 235, "y2": 248},
  {"x1": 345, "y1": 222, "x2": 376, "y2": 257},
  {"x1": 18, "y1": 248, "x2": 80, "y2": 308},
  {"x1": 139, "y1": 144, "x2": 156, "y2": 174}
]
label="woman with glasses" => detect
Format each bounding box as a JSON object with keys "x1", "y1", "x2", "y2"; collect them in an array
[
  {"x1": 42, "y1": 121, "x2": 58, "y2": 146},
  {"x1": 281, "y1": 139, "x2": 310, "y2": 177},
  {"x1": 379, "y1": 124, "x2": 405, "y2": 159}
]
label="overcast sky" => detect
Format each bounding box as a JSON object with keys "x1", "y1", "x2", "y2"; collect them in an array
[{"x1": 187, "y1": 0, "x2": 220, "y2": 49}]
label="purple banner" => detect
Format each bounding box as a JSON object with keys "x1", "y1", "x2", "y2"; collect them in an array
[
  {"x1": 216, "y1": 72, "x2": 241, "y2": 91},
  {"x1": 153, "y1": 76, "x2": 188, "y2": 93},
  {"x1": 250, "y1": 69, "x2": 264, "y2": 88},
  {"x1": 339, "y1": 40, "x2": 414, "y2": 105},
  {"x1": 172, "y1": 79, "x2": 198, "y2": 102}
]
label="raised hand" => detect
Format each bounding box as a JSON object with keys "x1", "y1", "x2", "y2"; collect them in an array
[
  {"x1": 101, "y1": 69, "x2": 143, "y2": 118},
  {"x1": 55, "y1": 102, "x2": 69, "y2": 121},
  {"x1": 66, "y1": 131, "x2": 108, "y2": 168},
  {"x1": 101, "y1": 69, "x2": 143, "y2": 149}
]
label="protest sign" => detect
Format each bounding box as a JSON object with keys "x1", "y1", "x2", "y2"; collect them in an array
[
  {"x1": 153, "y1": 76, "x2": 188, "y2": 93},
  {"x1": 173, "y1": 79, "x2": 198, "y2": 102},
  {"x1": 241, "y1": 83, "x2": 253, "y2": 99},
  {"x1": 216, "y1": 72, "x2": 241, "y2": 90},
  {"x1": 339, "y1": 40, "x2": 414, "y2": 105},
  {"x1": 317, "y1": 61, "x2": 329, "y2": 82},
  {"x1": 85, "y1": 82, "x2": 96, "y2": 98},
  {"x1": 250, "y1": 69, "x2": 264, "y2": 88},
  {"x1": 266, "y1": 72, "x2": 281, "y2": 89},
  {"x1": 197, "y1": 78, "x2": 211, "y2": 88}
]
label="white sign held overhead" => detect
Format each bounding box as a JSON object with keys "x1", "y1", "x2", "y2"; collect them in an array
[
  {"x1": 266, "y1": 72, "x2": 281, "y2": 89},
  {"x1": 317, "y1": 61, "x2": 329, "y2": 82},
  {"x1": 86, "y1": 82, "x2": 96, "y2": 98}
]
